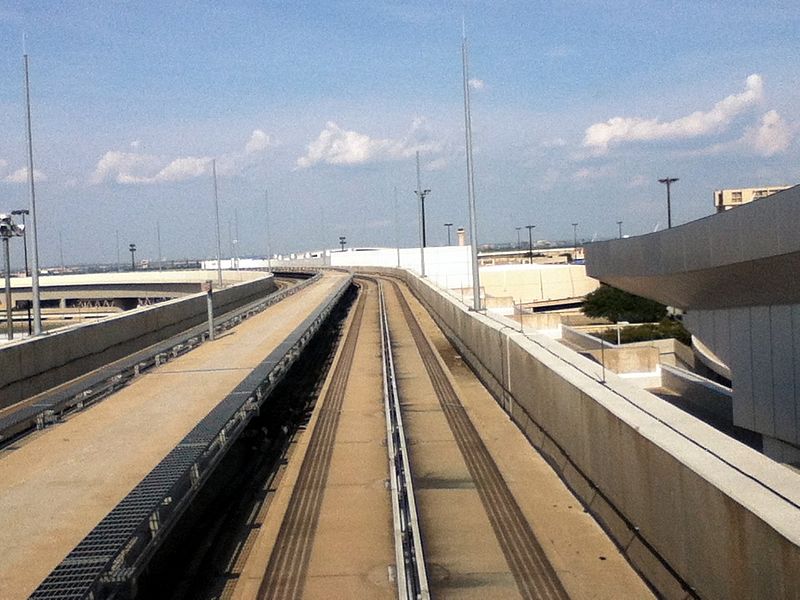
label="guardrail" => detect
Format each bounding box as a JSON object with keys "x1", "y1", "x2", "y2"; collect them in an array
[
  {"x1": 0, "y1": 272, "x2": 320, "y2": 446},
  {"x1": 378, "y1": 282, "x2": 429, "y2": 600},
  {"x1": 30, "y1": 273, "x2": 351, "y2": 600}
]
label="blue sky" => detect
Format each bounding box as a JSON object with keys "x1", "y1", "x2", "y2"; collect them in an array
[{"x1": 0, "y1": 1, "x2": 798, "y2": 267}]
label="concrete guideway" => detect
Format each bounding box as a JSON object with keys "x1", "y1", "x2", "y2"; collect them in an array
[
  {"x1": 0, "y1": 271, "x2": 349, "y2": 600},
  {"x1": 236, "y1": 279, "x2": 396, "y2": 599},
  {"x1": 236, "y1": 275, "x2": 653, "y2": 599}
]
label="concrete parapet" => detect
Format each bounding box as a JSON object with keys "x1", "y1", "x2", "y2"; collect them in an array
[
  {"x1": 661, "y1": 364, "x2": 733, "y2": 424},
  {"x1": 355, "y1": 266, "x2": 800, "y2": 600},
  {"x1": 0, "y1": 274, "x2": 276, "y2": 407}
]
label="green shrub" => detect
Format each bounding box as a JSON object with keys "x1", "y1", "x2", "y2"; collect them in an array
[{"x1": 582, "y1": 284, "x2": 667, "y2": 323}]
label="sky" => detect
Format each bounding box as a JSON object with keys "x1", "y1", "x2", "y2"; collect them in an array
[{"x1": 0, "y1": 1, "x2": 799, "y2": 268}]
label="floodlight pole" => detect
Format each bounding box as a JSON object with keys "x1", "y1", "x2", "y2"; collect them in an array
[
  {"x1": 415, "y1": 151, "x2": 430, "y2": 277},
  {"x1": 444, "y1": 223, "x2": 453, "y2": 246},
  {"x1": 617, "y1": 220, "x2": 623, "y2": 239},
  {"x1": 525, "y1": 225, "x2": 535, "y2": 260},
  {"x1": 264, "y1": 188, "x2": 272, "y2": 271},
  {"x1": 658, "y1": 177, "x2": 679, "y2": 228},
  {"x1": 3, "y1": 235, "x2": 12, "y2": 340},
  {"x1": 515, "y1": 226, "x2": 522, "y2": 249},
  {"x1": 23, "y1": 53, "x2": 42, "y2": 335},
  {"x1": 393, "y1": 186, "x2": 400, "y2": 268},
  {"x1": 462, "y1": 31, "x2": 481, "y2": 311},
  {"x1": 212, "y1": 159, "x2": 223, "y2": 287}
]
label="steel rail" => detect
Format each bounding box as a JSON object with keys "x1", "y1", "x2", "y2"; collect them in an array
[{"x1": 378, "y1": 281, "x2": 430, "y2": 600}]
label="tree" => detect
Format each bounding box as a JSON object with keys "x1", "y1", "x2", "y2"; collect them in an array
[{"x1": 582, "y1": 284, "x2": 667, "y2": 323}]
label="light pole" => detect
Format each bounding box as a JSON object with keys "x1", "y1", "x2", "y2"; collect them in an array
[
  {"x1": 415, "y1": 151, "x2": 430, "y2": 277},
  {"x1": 211, "y1": 159, "x2": 223, "y2": 288},
  {"x1": 115, "y1": 229, "x2": 121, "y2": 272},
  {"x1": 10, "y1": 209, "x2": 29, "y2": 276},
  {"x1": 617, "y1": 220, "x2": 623, "y2": 239},
  {"x1": 572, "y1": 222, "x2": 578, "y2": 249},
  {"x1": 658, "y1": 177, "x2": 679, "y2": 228},
  {"x1": 339, "y1": 236, "x2": 347, "y2": 252},
  {"x1": 525, "y1": 225, "x2": 535, "y2": 261},
  {"x1": 444, "y1": 223, "x2": 453, "y2": 245},
  {"x1": 156, "y1": 221, "x2": 162, "y2": 270},
  {"x1": 11, "y1": 209, "x2": 31, "y2": 335},
  {"x1": 129, "y1": 243, "x2": 136, "y2": 271},
  {"x1": 462, "y1": 29, "x2": 481, "y2": 311},
  {"x1": 23, "y1": 52, "x2": 42, "y2": 335},
  {"x1": 1, "y1": 214, "x2": 25, "y2": 340},
  {"x1": 515, "y1": 226, "x2": 522, "y2": 249}
]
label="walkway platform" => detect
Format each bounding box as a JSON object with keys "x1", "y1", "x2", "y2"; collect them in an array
[{"x1": 0, "y1": 271, "x2": 349, "y2": 599}]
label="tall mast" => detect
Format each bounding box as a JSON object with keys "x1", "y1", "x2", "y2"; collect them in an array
[{"x1": 462, "y1": 30, "x2": 481, "y2": 311}]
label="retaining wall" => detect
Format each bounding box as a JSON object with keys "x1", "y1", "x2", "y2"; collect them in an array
[
  {"x1": 0, "y1": 275, "x2": 276, "y2": 407},
  {"x1": 360, "y1": 267, "x2": 800, "y2": 600}
]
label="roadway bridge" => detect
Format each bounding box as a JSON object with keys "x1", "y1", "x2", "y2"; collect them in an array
[{"x1": 0, "y1": 268, "x2": 798, "y2": 599}]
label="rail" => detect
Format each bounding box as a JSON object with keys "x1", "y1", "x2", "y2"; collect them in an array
[
  {"x1": 29, "y1": 273, "x2": 351, "y2": 600},
  {"x1": 378, "y1": 281, "x2": 429, "y2": 600},
  {"x1": 0, "y1": 272, "x2": 321, "y2": 446}
]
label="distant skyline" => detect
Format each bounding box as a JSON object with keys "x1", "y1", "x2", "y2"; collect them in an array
[{"x1": 0, "y1": 1, "x2": 798, "y2": 268}]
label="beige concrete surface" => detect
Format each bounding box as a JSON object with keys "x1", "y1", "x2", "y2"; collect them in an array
[
  {"x1": 1, "y1": 272, "x2": 278, "y2": 406},
  {"x1": 396, "y1": 282, "x2": 655, "y2": 600},
  {"x1": 0, "y1": 271, "x2": 347, "y2": 600},
  {"x1": 386, "y1": 285, "x2": 520, "y2": 599},
  {"x1": 233, "y1": 281, "x2": 394, "y2": 599},
  {"x1": 380, "y1": 266, "x2": 800, "y2": 600}
]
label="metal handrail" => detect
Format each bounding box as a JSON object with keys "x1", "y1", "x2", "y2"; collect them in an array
[{"x1": 378, "y1": 282, "x2": 430, "y2": 600}]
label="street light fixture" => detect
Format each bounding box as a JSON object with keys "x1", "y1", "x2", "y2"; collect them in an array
[
  {"x1": 10, "y1": 209, "x2": 29, "y2": 276},
  {"x1": 658, "y1": 177, "x2": 679, "y2": 228},
  {"x1": 1, "y1": 214, "x2": 25, "y2": 340},
  {"x1": 525, "y1": 225, "x2": 535, "y2": 261},
  {"x1": 11, "y1": 209, "x2": 31, "y2": 334},
  {"x1": 339, "y1": 236, "x2": 346, "y2": 252},
  {"x1": 444, "y1": 223, "x2": 453, "y2": 246},
  {"x1": 129, "y1": 243, "x2": 137, "y2": 271},
  {"x1": 617, "y1": 220, "x2": 623, "y2": 239}
]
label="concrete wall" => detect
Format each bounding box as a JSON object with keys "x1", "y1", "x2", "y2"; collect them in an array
[
  {"x1": 358, "y1": 266, "x2": 800, "y2": 600},
  {"x1": 0, "y1": 275, "x2": 276, "y2": 407},
  {"x1": 479, "y1": 263, "x2": 599, "y2": 304},
  {"x1": 686, "y1": 304, "x2": 800, "y2": 450},
  {"x1": 561, "y1": 326, "x2": 660, "y2": 374},
  {"x1": 661, "y1": 364, "x2": 733, "y2": 424}
]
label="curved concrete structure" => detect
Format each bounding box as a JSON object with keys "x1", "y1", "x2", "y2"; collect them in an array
[
  {"x1": 585, "y1": 185, "x2": 800, "y2": 310},
  {"x1": 585, "y1": 185, "x2": 800, "y2": 460}
]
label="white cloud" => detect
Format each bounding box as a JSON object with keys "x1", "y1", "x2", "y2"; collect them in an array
[
  {"x1": 91, "y1": 129, "x2": 273, "y2": 185},
  {"x1": 90, "y1": 150, "x2": 163, "y2": 184},
  {"x1": 745, "y1": 110, "x2": 793, "y2": 156},
  {"x1": 4, "y1": 167, "x2": 47, "y2": 183},
  {"x1": 583, "y1": 74, "x2": 764, "y2": 152},
  {"x1": 155, "y1": 157, "x2": 211, "y2": 182},
  {"x1": 296, "y1": 119, "x2": 443, "y2": 169},
  {"x1": 468, "y1": 78, "x2": 485, "y2": 90},
  {"x1": 245, "y1": 129, "x2": 273, "y2": 154}
]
